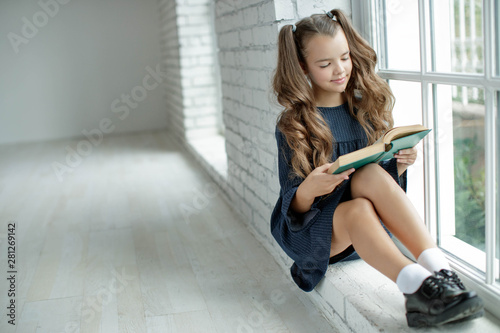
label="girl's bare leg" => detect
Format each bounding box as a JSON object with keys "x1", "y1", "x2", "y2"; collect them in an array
[
  {"x1": 349, "y1": 163, "x2": 436, "y2": 259},
  {"x1": 331, "y1": 198, "x2": 413, "y2": 282},
  {"x1": 331, "y1": 164, "x2": 484, "y2": 327}
]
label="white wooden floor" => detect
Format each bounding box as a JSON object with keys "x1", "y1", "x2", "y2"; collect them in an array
[{"x1": 0, "y1": 131, "x2": 337, "y2": 333}]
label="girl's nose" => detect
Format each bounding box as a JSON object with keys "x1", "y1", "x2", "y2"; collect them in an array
[
  {"x1": 334, "y1": 66, "x2": 345, "y2": 76},
  {"x1": 333, "y1": 62, "x2": 345, "y2": 75}
]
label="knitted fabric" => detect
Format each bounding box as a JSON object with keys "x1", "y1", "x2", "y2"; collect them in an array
[{"x1": 270, "y1": 103, "x2": 407, "y2": 291}]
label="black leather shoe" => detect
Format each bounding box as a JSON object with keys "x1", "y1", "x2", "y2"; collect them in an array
[
  {"x1": 404, "y1": 275, "x2": 484, "y2": 327},
  {"x1": 434, "y1": 269, "x2": 485, "y2": 323},
  {"x1": 436, "y1": 269, "x2": 465, "y2": 290}
]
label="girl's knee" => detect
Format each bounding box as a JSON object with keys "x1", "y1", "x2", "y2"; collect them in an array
[
  {"x1": 351, "y1": 163, "x2": 396, "y2": 196},
  {"x1": 339, "y1": 198, "x2": 377, "y2": 223},
  {"x1": 353, "y1": 163, "x2": 385, "y2": 182},
  {"x1": 333, "y1": 198, "x2": 377, "y2": 244}
]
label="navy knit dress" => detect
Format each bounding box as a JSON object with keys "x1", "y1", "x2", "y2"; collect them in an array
[{"x1": 270, "y1": 103, "x2": 407, "y2": 292}]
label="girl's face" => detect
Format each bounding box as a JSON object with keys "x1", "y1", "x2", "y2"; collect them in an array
[{"x1": 302, "y1": 30, "x2": 352, "y2": 102}]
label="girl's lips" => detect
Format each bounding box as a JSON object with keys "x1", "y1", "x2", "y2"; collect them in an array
[{"x1": 331, "y1": 77, "x2": 346, "y2": 84}]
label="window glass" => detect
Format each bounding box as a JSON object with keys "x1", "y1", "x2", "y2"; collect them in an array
[
  {"x1": 362, "y1": 0, "x2": 500, "y2": 311},
  {"x1": 389, "y1": 81, "x2": 424, "y2": 214},
  {"x1": 383, "y1": 0, "x2": 420, "y2": 71},
  {"x1": 432, "y1": 0, "x2": 484, "y2": 74},
  {"x1": 436, "y1": 84, "x2": 485, "y2": 271},
  {"x1": 390, "y1": 81, "x2": 423, "y2": 125}
]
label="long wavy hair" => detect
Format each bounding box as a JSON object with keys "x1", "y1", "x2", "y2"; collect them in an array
[{"x1": 273, "y1": 9, "x2": 394, "y2": 179}]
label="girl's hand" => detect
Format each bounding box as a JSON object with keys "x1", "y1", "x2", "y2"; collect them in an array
[
  {"x1": 395, "y1": 147, "x2": 417, "y2": 175},
  {"x1": 303, "y1": 163, "x2": 354, "y2": 197},
  {"x1": 394, "y1": 147, "x2": 417, "y2": 166},
  {"x1": 291, "y1": 164, "x2": 355, "y2": 213}
]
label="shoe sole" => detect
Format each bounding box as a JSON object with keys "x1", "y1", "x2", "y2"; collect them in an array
[
  {"x1": 406, "y1": 296, "x2": 484, "y2": 327},
  {"x1": 449, "y1": 308, "x2": 484, "y2": 324}
]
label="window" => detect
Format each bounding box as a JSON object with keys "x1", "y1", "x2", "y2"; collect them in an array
[{"x1": 353, "y1": 0, "x2": 500, "y2": 316}]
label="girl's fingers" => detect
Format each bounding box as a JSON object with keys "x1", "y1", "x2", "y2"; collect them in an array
[
  {"x1": 338, "y1": 168, "x2": 355, "y2": 178},
  {"x1": 395, "y1": 147, "x2": 417, "y2": 156},
  {"x1": 397, "y1": 158, "x2": 416, "y2": 165},
  {"x1": 395, "y1": 148, "x2": 417, "y2": 166},
  {"x1": 330, "y1": 169, "x2": 354, "y2": 185},
  {"x1": 318, "y1": 162, "x2": 334, "y2": 172}
]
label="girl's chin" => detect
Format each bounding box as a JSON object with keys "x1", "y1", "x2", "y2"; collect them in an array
[
  {"x1": 315, "y1": 83, "x2": 347, "y2": 95},
  {"x1": 325, "y1": 87, "x2": 346, "y2": 94}
]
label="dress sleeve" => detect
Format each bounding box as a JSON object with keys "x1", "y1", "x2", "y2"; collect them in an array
[
  {"x1": 275, "y1": 128, "x2": 321, "y2": 231},
  {"x1": 379, "y1": 158, "x2": 407, "y2": 192}
]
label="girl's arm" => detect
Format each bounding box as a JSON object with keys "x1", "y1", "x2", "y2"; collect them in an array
[{"x1": 291, "y1": 182, "x2": 316, "y2": 214}]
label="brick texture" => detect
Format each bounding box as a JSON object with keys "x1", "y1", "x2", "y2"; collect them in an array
[
  {"x1": 159, "y1": 0, "x2": 221, "y2": 142},
  {"x1": 214, "y1": 0, "x2": 279, "y2": 237}
]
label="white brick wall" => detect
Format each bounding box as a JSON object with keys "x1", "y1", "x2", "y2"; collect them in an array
[
  {"x1": 213, "y1": 0, "x2": 280, "y2": 237},
  {"x1": 159, "y1": 0, "x2": 221, "y2": 142},
  {"x1": 159, "y1": 0, "x2": 183, "y2": 141}
]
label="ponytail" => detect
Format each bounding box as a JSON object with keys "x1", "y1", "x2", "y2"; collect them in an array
[{"x1": 273, "y1": 24, "x2": 314, "y2": 110}]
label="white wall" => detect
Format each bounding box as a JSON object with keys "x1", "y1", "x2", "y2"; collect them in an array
[
  {"x1": 0, "y1": 0, "x2": 166, "y2": 145},
  {"x1": 158, "y1": 0, "x2": 222, "y2": 143}
]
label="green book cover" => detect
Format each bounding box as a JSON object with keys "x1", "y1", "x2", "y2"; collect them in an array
[
  {"x1": 375, "y1": 129, "x2": 432, "y2": 162},
  {"x1": 332, "y1": 151, "x2": 385, "y2": 174},
  {"x1": 330, "y1": 128, "x2": 432, "y2": 174}
]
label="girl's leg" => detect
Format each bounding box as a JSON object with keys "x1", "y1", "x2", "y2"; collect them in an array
[
  {"x1": 331, "y1": 165, "x2": 484, "y2": 327},
  {"x1": 331, "y1": 197, "x2": 413, "y2": 282},
  {"x1": 349, "y1": 163, "x2": 436, "y2": 260}
]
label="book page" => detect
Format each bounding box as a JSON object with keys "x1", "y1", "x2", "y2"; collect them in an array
[{"x1": 383, "y1": 125, "x2": 428, "y2": 143}]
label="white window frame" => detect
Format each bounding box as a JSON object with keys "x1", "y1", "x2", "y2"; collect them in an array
[{"x1": 352, "y1": 0, "x2": 500, "y2": 317}]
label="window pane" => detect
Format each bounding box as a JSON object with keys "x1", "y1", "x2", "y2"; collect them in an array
[
  {"x1": 382, "y1": 0, "x2": 420, "y2": 71},
  {"x1": 389, "y1": 81, "x2": 424, "y2": 215},
  {"x1": 432, "y1": 0, "x2": 484, "y2": 74},
  {"x1": 390, "y1": 81, "x2": 423, "y2": 125},
  {"x1": 436, "y1": 84, "x2": 485, "y2": 271}
]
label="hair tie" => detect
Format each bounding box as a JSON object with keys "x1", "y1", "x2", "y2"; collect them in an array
[
  {"x1": 325, "y1": 10, "x2": 337, "y2": 22},
  {"x1": 292, "y1": 24, "x2": 297, "y2": 32}
]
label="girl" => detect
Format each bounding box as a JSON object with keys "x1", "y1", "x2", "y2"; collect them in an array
[{"x1": 270, "y1": 9, "x2": 484, "y2": 327}]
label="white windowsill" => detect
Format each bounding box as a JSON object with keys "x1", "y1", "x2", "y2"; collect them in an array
[
  {"x1": 441, "y1": 235, "x2": 500, "y2": 277},
  {"x1": 313, "y1": 257, "x2": 500, "y2": 332},
  {"x1": 186, "y1": 133, "x2": 228, "y2": 179}
]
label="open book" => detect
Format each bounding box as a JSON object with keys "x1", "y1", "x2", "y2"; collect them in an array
[{"x1": 328, "y1": 124, "x2": 431, "y2": 174}]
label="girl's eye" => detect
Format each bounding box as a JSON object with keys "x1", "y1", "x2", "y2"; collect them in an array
[
  {"x1": 320, "y1": 63, "x2": 330, "y2": 68},
  {"x1": 342, "y1": 57, "x2": 350, "y2": 61}
]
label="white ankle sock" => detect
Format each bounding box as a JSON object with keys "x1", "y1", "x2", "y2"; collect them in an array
[
  {"x1": 396, "y1": 263, "x2": 432, "y2": 294},
  {"x1": 417, "y1": 247, "x2": 450, "y2": 273}
]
